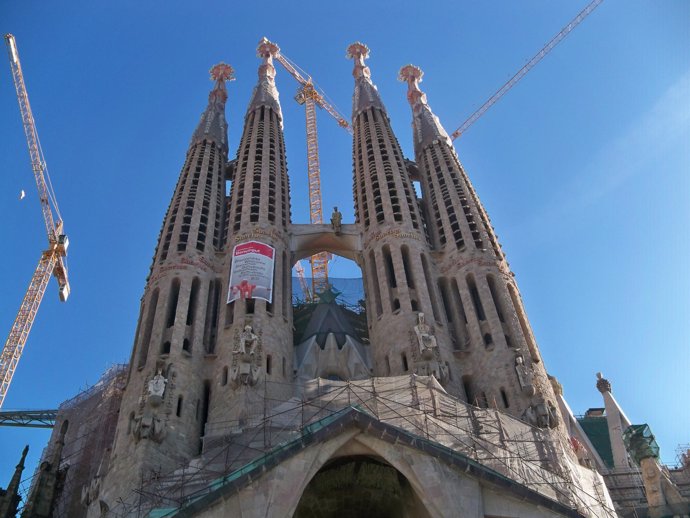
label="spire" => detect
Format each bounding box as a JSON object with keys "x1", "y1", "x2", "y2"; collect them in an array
[
  {"x1": 346, "y1": 42, "x2": 386, "y2": 119},
  {"x1": 0, "y1": 445, "x2": 28, "y2": 518},
  {"x1": 246, "y1": 37, "x2": 282, "y2": 124},
  {"x1": 191, "y1": 62, "x2": 234, "y2": 152},
  {"x1": 398, "y1": 64, "x2": 451, "y2": 154}
]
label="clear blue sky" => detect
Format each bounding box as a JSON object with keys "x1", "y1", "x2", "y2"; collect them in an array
[{"x1": 1, "y1": 0, "x2": 688, "y2": 492}]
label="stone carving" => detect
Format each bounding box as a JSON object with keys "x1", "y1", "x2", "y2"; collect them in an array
[
  {"x1": 236, "y1": 325, "x2": 259, "y2": 355},
  {"x1": 522, "y1": 398, "x2": 559, "y2": 429},
  {"x1": 147, "y1": 369, "x2": 167, "y2": 403},
  {"x1": 596, "y1": 372, "x2": 611, "y2": 393},
  {"x1": 132, "y1": 414, "x2": 166, "y2": 442},
  {"x1": 410, "y1": 315, "x2": 447, "y2": 385},
  {"x1": 414, "y1": 313, "x2": 438, "y2": 358},
  {"x1": 330, "y1": 206, "x2": 342, "y2": 234},
  {"x1": 131, "y1": 363, "x2": 170, "y2": 443},
  {"x1": 514, "y1": 350, "x2": 535, "y2": 397},
  {"x1": 230, "y1": 324, "x2": 262, "y2": 387}
]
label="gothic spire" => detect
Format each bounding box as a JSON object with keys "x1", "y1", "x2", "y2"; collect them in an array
[
  {"x1": 191, "y1": 62, "x2": 234, "y2": 152},
  {"x1": 398, "y1": 64, "x2": 451, "y2": 155},
  {"x1": 246, "y1": 37, "x2": 283, "y2": 124},
  {"x1": 346, "y1": 42, "x2": 386, "y2": 119}
]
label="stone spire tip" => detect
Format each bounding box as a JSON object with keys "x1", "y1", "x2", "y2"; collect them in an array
[
  {"x1": 257, "y1": 37, "x2": 280, "y2": 61},
  {"x1": 398, "y1": 64, "x2": 426, "y2": 108},
  {"x1": 596, "y1": 372, "x2": 612, "y2": 393},
  {"x1": 210, "y1": 62, "x2": 235, "y2": 83},
  {"x1": 346, "y1": 42, "x2": 371, "y2": 79}
]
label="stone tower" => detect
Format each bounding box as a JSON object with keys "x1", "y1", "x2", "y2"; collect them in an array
[
  {"x1": 208, "y1": 37, "x2": 294, "y2": 426},
  {"x1": 347, "y1": 43, "x2": 461, "y2": 396},
  {"x1": 96, "y1": 62, "x2": 235, "y2": 507},
  {"x1": 398, "y1": 63, "x2": 562, "y2": 429}
]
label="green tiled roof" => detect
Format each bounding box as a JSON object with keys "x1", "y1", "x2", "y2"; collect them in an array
[{"x1": 577, "y1": 416, "x2": 614, "y2": 468}]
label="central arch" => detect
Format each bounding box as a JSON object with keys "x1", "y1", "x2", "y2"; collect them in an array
[{"x1": 292, "y1": 455, "x2": 431, "y2": 518}]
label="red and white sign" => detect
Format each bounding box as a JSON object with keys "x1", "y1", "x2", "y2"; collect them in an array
[{"x1": 227, "y1": 241, "x2": 275, "y2": 303}]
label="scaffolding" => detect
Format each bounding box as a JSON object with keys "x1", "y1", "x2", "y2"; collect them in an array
[{"x1": 97, "y1": 375, "x2": 615, "y2": 518}]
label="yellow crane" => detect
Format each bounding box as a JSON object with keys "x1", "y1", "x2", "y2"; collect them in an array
[
  {"x1": 261, "y1": 38, "x2": 351, "y2": 301},
  {"x1": 1, "y1": 34, "x2": 70, "y2": 408}
]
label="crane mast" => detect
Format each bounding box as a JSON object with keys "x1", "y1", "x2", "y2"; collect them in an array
[
  {"x1": 1, "y1": 34, "x2": 70, "y2": 408},
  {"x1": 451, "y1": 0, "x2": 603, "y2": 140},
  {"x1": 270, "y1": 41, "x2": 351, "y2": 300}
]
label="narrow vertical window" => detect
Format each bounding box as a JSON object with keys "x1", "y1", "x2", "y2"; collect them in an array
[
  {"x1": 222, "y1": 366, "x2": 228, "y2": 386},
  {"x1": 186, "y1": 278, "x2": 200, "y2": 326},
  {"x1": 368, "y1": 251, "x2": 383, "y2": 317},
  {"x1": 266, "y1": 354, "x2": 272, "y2": 375},
  {"x1": 487, "y1": 275, "x2": 505, "y2": 323},
  {"x1": 421, "y1": 254, "x2": 441, "y2": 322},
  {"x1": 138, "y1": 289, "x2": 159, "y2": 368},
  {"x1": 166, "y1": 278, "x2": 181, "y2": 327},
  {"x1": 176, "y1": 396, "x2": 183, "y2": 417},
  {"x1": 466, "y1": 274, "x2": 486, "y2": 321},
  {"x1": 382, "y1": 245, "x2": 397, "y2": 288},
  {"x1": 500, "y1": 388, "x2": 510, "y2": 408},
  {"x1": 401, "y1": 353, "x2": 409, "y2": 372}
]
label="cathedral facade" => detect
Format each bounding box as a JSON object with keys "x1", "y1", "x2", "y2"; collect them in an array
[{"x1": 21, "y1": 39, "x2": 638, "y2": 517}]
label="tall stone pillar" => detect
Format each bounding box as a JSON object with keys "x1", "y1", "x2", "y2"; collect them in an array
[
  {"x1": 348, "y1": 43, "x2": 459, "y2": 395},
  {"x1": 398, "y1": 64, "x2": 563, "y2": 429},
  {"x1": 207, "y1": 38, "x2": 294, "y2": 429},
  {"x1": 93, "y1": 63, "x2": 234, "y2": 514}
]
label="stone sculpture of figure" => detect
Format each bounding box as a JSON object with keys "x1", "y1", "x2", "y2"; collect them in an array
[
  {"x1": 514, "y1": 352, "x2": 535, "y2": 396},
  {"x1": 236, "y1": 325, "x2": 259, "y2": 356},
  {"x1": 147, "y1": 370, "x2": 167, "y2": 398},
  {"x1": 330, "y1": 206, "x2": 342, "y2": 234},
  {"x1": 414, "y1": 313, "x2": 437, "y2": 355}
]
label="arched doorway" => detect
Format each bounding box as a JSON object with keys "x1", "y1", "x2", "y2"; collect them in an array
[{"x1": 293, "y1": 455, "x2": 431, "y2": 518}]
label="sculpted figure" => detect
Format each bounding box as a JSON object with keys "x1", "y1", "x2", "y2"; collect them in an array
[
  {"x1": 414, "y1": 313, "x2": 437, "y2": 354},
  {"x1": 514, "y1": 353, "x2": 535, "y2": 396},
  {"x1": 147, "y1": 369, "x2": 167, "y2": 398},
  {"x1": 331, "y1": 206, "x2": 342, "y2": 233},
  {"x1": 236, "y1": 325, "x2": 259, "y2": 356}
]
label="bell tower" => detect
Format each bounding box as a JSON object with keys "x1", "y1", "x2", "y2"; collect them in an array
[{"x1": 399, "y1": 64, "x2": 563, "y2": 429}]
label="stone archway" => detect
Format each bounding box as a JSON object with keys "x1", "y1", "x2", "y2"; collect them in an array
[{"x1": 292, "y1": 455, "x2": 432, "y2": 518}]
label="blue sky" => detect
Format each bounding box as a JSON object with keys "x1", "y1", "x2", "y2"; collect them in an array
[{"x1": 1, "y1": 0, "x2": 688, "y2": 491}]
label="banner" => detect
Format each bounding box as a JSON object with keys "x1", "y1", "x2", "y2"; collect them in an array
[{"x1": 227, "y1": 241, "x2": 275, "y2": 303}]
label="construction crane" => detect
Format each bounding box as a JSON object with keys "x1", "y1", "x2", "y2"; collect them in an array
[
  {"x1": 262, "y1": 38, "x2": 351, "y2": 301},
  {"x1": 1, "y1": 34, "x2": 70, "y2": 408},
  {"x1": 451, "y1": 0, "x2": 603, "y2": 140}
]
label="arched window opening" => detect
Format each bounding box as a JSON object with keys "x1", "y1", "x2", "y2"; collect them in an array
[
  {"x1": 500, "y1": 388, "x2": 510, "y2": 408},
  {"x1": 186, "y1": 278, "x2": 200, "y2": 326},
  {"x1": 182, "y1": 338, "x2": 191, "y2": 353},
  {"x1": 161, "y1": 341, "x2": 171, "y2": 355},
  {"x1": 421, "y1": 254, "x2": 441, "y2": 322},
  {"x1": 400, "y1": 245, "x2": 415, "y2": 288},
  {"x1": 487, "y1": 275, "x2": 505, "y2": 323},
  {"x1": 483, "y1": 333, "x2": 493, "y2": 347},
  {"x1": 138, "y1": 288, "x2": 159, "y2": 368},
  {"x1": 368, "y1": 251, "x2": 383, "y2": 317},
  {"x1": 166, "y1": 278, "x2": 181, "y2": 328},
  {"x1": 382, "y1": 245, "x2": 397, "y2": 288},
  {"x1": 462, "y1": 375, "x2": 473, "y2": 405},
  {"x1": 466, "y1": 274, "x2": 485, "y2": 321}
]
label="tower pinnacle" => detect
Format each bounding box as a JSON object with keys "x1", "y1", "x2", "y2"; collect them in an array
[
  {"x1": 398, "y1": 64, "x2": 450, "y2": 153},
  {"x1": 191, "y1": 62, "x2": 233, "y2": 151},
  {"x1": 346, "y1": 41, "x2": 385, "y2": 118},
  {"x1": 247, "y1": 37, "x2": 282, "y2": 122}
]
